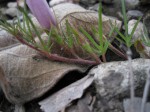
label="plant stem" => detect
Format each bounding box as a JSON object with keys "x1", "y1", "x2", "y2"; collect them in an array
[
  {"x1": 127, "y1": 48, "x2": 135, "y2": 112},
  {"x1": 102, "y1": 54, "x2": 106, "y2": 62},
  {"x1": 109, "y1": 44, "x2": 127, "y2": 59},
  {"x1": 16, "y1": 36, "x2": 100, "y2": 65}
]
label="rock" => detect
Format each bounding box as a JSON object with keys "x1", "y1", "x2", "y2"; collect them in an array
[
  {"x1": 141, "y1": 46, "x2": 150, "y2": 58},
  {"x1": 4, "y1": 7, "x2": 19, "y2": 17},
  {"x1": 7, "y1": 2, "x2": 17, "y2": 8},
  {"x1": 91, "y1": 0, "x2": 140, "y2": 20},
  {"x1": 128, "y1": 19, "x2": 150, "y2": 59},
  {"x1": 128, "y1": 19, "x2": 144, "y2": 42},
  {"x1": 90, "y1": 58, "x2": 150, "y2": 112},
  {"x1": 123, "y1": 97, "x2": 150, "y2": 112},
  {"x1": 90, "y1": 3, "x2": 122, "y2": 19},
  {"x1": 127, "y1": 10, "x2": 143, "y2": 20},
  {"x1": 143, "y1": 13, "x2": 150, "y2": 36},
  {"x1": 125, "y1": 0, "x2": 140, "y2": 9},
  {"x1": 50, "y1": 0, "x2": 72, "y2": 6}
]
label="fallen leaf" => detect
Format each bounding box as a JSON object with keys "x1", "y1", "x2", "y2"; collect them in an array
[
  {"x1": 0, "y1": 44, "x2": 86, "y2": 105},
  {"x1": 39, "y1": 74, "x2": 94, "y2": 112},
  {"x1": 0, "y1": 30, "x2": 18, "y2": 50}
]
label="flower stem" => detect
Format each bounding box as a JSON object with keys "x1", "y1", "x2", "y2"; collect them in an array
[{"x1": 16, "y1": 36, "x2": 100, "y2": 65}]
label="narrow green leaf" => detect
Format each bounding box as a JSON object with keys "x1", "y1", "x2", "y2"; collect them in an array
[
  {"x1": 103, "y1": 41, "x2": 109, "y2": 53},
  {"x1": 91, "y1": 25, "x2": 98, "y2": 34},
  {"x1": 80, "y1": 27, "x2": 99, "y2": 50},
  {"x1": 115, "y1": 36, "x2": 126, "y2": 44},
  {"x1": 47, "y1": 28, "x2": 52, "y2": 47},
  {"x1": 18, "y1": 6, "x2": 46, "y2": 50},
  {"x1": 108, "y1": 20, "x2": 116, "y2": 37},
  {"x1": 114, "y1": 27, "x2": 126, "y2": 41},
  {"x1": 0, "y1": 21, "x2": 14, "y2": 34},
  {"x1": 82, "y1": 42, "x2": 93, "y2": 53},
  {"x1": 128, "y1": 17, "x2": 142, "y2": 41},
  {"x1": 65, "y1": 20, "x2": 74, "y2": 48},
  {"x1": 121, "y1": 0, "x2": 128, "y2": 37},
  {"x1": 98, "y1": 2, "x2": 103, "y2": 47},
  {"x1": 52, "y1": 28, "x2": 63, "y2": 45}
]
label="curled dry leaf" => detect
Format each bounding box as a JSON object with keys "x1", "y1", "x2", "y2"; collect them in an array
[
  {"x1": 0, "y1": 30, "x2": 18, "y2": 50},
  {"x1": 52, "y1": 3, "x2": 121, "y2": 39},
  {"x1": 0, "y1": 43, "x2": 86, "y2": 105},
  {"x1": 39, "y1": 74, "x2": 94, "y2": 112},
  {"x1": 39, "y1": 3, "x2": 122, "y2": 60},
  {"x1": 0, "y1": 34, "x2": 87, "y2": 112}
]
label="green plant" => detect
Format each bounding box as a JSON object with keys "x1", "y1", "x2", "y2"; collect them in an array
[{"x1": 0, "y1": 1, "x2": 128, "y2": 65}]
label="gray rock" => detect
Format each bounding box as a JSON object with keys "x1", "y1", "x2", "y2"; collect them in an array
[
  {"x1": 127, "y1": 10, "x2": 143, "y2": 19},
  {"x1": 125, "y1": 0, "x2": 140, "y2": 9},
  {"x1": 7, "y1": 2, "x2": 17, "y2": 8},
  {"x1": 90, "y1": 3, "x2": 122, "y2": 19},
  {"x1": 90, "y1": 0, "x2": 140, "y2": 19},
  {"x1": 90, "y1": 59, "x2": 150, "y2": 112},
  {"x1": 4, "y1": 7, "x2": 19, "y2": 17},
  {"x1": 141, "y1": 46, "x2": 150, "y2": 58},
  {"x1": 92, "y1": 58, "x2": 150, "y2": 97},
  {"x1": 128, "y1": 19, "x2": 144, "y2": 42},
  {"x1": 123, "y1": 98, "x2": 150, "y2": 112}
]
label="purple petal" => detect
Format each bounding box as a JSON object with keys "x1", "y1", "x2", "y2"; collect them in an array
[{"x1": 26, "y1": 0, "x2": 56, "y2": 29}]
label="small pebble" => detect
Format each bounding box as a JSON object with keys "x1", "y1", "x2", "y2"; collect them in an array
[
  {"x1": 7, "y1": 2, "x2": 17, "y2": 8},
  {"x1": 127, "y1": 10, "x2": 143, "y2": 19}
]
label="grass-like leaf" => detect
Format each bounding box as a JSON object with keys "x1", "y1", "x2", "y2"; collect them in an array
[
  {"x1": 98, "y1": 3, "x2": 103, "y2": 48},
  {"x1": 121, "y1": 0, "x2": 128, "y2": 37},
  {"x1": 18, "y1": 6, "x2": 48, "y2": 51},
  {"x1": 65, "y1": 20, "x2": 74, "y2": 48},
  {"x1": 80, "y1": 27, "x2": 99, "y2": 50},
  {"x1": 128, "y1": 17, "x2": 141, "y2": 41}
]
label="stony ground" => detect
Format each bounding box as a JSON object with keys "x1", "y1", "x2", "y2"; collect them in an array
[{"x1": 0, "y1": 0, "x2": 150, "y2": 112}]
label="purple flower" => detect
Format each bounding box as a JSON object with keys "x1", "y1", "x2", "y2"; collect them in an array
[{"x1": 26, "y1": 0, "x2": 56, "y2": 29}]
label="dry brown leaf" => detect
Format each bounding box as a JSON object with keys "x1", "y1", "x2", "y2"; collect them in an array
[
  {"x1": 52, "y1": 3, "x2": 121, "y2": 40},
  {"x1": 39, "y1": 3, "x2": 121, "y2": 60},
  {"x1": 0, "y1": 30, "x2": 18, "y2": 50},
  {"x1": 39, "y1": 74, "x2": 94, "y2": 112},
  {"x1": 0, "y1": 44, "x2": 86, "y2": 105}
]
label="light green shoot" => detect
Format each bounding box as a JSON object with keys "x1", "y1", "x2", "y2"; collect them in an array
[{"x1": 110, "y1": 0, "x2": 142, "y2": 48}]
